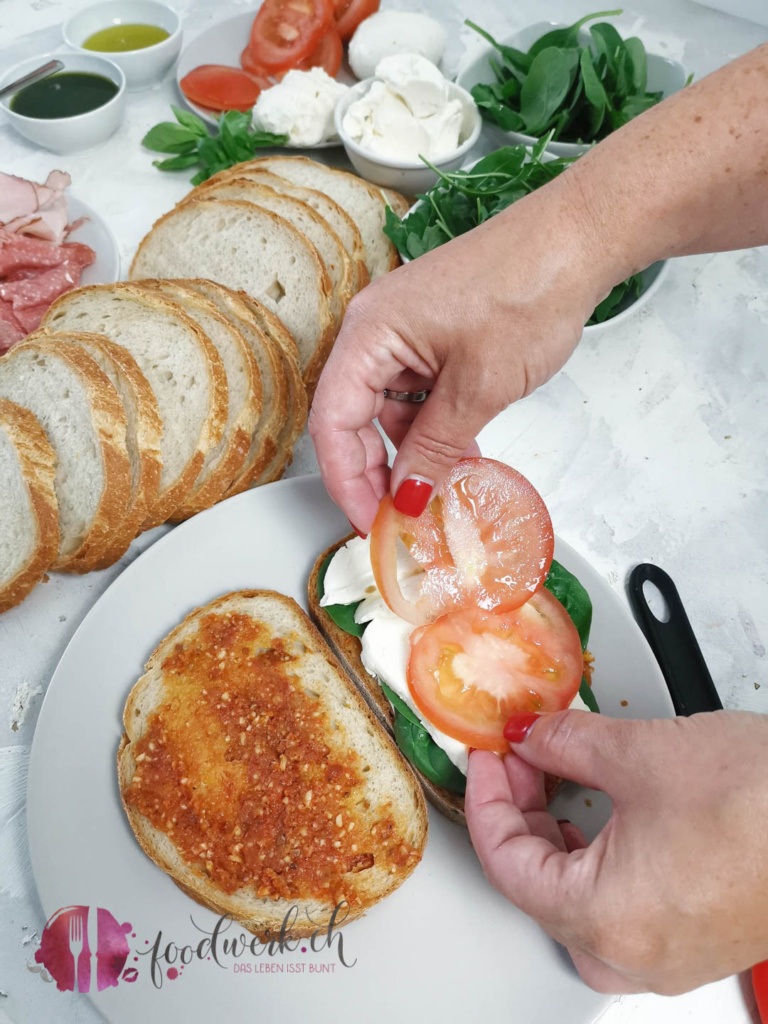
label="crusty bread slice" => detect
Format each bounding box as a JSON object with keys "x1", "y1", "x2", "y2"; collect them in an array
[
  {"x1": 0, "y1": 339, "x2": 131, "y2": 573},
  {"x1": 0, "y1": 399, "x2": 59, "y2": 613},
  {"x1": 41, "y1": 283, "x2": 228, "y2": 528},
  {"x1": 129, "y1": 199, "x2": 335, "y2": 385},
  {"x1": 233, "y1": 292, "x2": 308, "y2": 482},
  {"x1": 118, "y1": 589, "x2": 427, "y2": 939},
  {"x1": 184, "y1": 178, "x2": 353, "y2": 326},
  {"x1": 181, "y1": 280, "x2": 286, "y2": 492},
  {"x1": 136, "y1": 280, "x2": 262, "y2": 519},
  {"x1": 245, "y1": 156, "x2": 405, "y2": 280},
  {"x1": 31, "y1": 329, "x2": 163, "y2": 568},
  {"x1": 199, "y1": 167, "x2": 369, "y2": 293},
  {"x1": 308, "y1": 539, "x2": 468, "y2": 827}
]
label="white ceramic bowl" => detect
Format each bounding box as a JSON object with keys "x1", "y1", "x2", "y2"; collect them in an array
[
  {"x1": 0, "y1": 52, "x2": 126, "y2": 153},
  {"x1": 334, "y1": 78, "x2": 482, "y2": 194},
  {"x1": 63, "y1": 0, "x2": 182, "y2": 91},
  {"x1": 456, "y1": 21, "x2": 688, "y2": 158}
]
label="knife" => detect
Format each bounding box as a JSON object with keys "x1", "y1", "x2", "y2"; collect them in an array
[
  {"x1": 86, "y1": 905, "x2": 98, "y2": 993},
  {"x1": 626, "y1": 564, "x2": 768, "y2": 1021},
  {"x1": 626, "y1": 562, "x2": 722, "y2": 715}
]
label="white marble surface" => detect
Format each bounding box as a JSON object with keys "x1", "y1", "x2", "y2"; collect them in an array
[{"x1": 0, "y1": 0, "x2": 766, "y2": 1021}]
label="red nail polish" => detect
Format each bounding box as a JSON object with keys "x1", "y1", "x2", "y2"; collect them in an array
[
  {"x1": 557, "y1": 819, "x2": 572, "y2": 826},
  {"x1": 503, "y1": 712, "x2": 541, "y2": 744},
  {"x1": 468, "y1": 747, "x2": 477, "y2": 755},
  {"x1": 348, "y1": 520, "x2": 367, "y2": 539},
  {"x1": 393, "y1": 477, "x2": 432, "y2": 517}
]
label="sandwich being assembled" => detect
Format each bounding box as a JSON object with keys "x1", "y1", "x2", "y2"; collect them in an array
[{"x1": 309, "y1": 459, "x2": 599, "y2": 826}]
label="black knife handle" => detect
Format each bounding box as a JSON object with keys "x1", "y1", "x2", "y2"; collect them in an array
[{"x1": 627, "y1": 563, "x2": 723, "y2": 716}]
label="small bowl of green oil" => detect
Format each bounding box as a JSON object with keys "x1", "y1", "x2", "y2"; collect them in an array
[
  {"x1": 63, "y1": 0, "x2": 183, "y2": 90},
  {"x1": 0, "y1": 51, "x2": 126, "y2": 153}
]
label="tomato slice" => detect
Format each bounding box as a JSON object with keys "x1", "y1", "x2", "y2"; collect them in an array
[
  {"x1": 240, "y1": 44, "x2": 276, "y2": 78},
  {"x1": 370, "y1": 458, "x2": 554, "y2": 627},
  {"x1": 407, "y1": 592, "x2": 583, "y2": 751},
  {"x1": 179, "y1": 65, "x2": 270, "y2": 112},
  {"x1": 249, "y1": 0, "x2": 335, "y2": 72},
  {"x1": 333, "y1": 0, "x2": 380, "y2": 41},
  {"x1": 295, "y1": 26, "x2": 343, "y2": 76}
]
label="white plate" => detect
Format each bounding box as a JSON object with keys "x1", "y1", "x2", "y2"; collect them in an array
[
  {"x1": 26, "y1": 475, "x2": 673, "y2": 1024},
  {"x1": 176, "y1": 11, "x2": 355, "y2": 143},
  {"x1": 68, "y1": 195, "x2": 121, "y2": 284}
]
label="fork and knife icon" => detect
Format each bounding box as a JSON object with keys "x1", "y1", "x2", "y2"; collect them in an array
[{"x1": 67, "y1": 907, "x2": 98, "y2": 993}]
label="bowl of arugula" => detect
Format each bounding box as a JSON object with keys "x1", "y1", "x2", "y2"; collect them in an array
[
  {"x1": 383, "y1": 138, "x2": 670, "y2": 330},
  {"x1": 456, "y1": 11, "x2": 688, "y2": 157}
]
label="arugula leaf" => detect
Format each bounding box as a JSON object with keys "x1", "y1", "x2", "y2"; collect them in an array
[
  {"x1": 467, "y1": 11, "x2": 684, "y2": 145},
  {"x1": 142, "y1": 104, "x2": 287, "y2": 183},
  {"x1": 384, "y1": 143, "x2": 646, "y2": 326}
]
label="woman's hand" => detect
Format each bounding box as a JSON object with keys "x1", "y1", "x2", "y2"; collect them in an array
[
  {"x1": 465, "y1": 709, "x2": 768, "y2": 995},
  {"x1": 309, "y1": 171, "x2": 607, "y2": 535}
]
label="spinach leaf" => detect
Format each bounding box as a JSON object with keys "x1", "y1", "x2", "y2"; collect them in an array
[
  {"x1": 316, "y1": 552, "x2": 365, "y2": 637},
  {"x1": 544, "y1": 559, "x2": 593, "y2": 650},
  {"x1": 467, "y1": 12, "x2": 681, "y2": 146},
  {"x1": 579, "y1": 677, "x2": 601, "y2": 712},
  {"x1": 520, "y1": 48, "x2": 580, "y2": 134}
]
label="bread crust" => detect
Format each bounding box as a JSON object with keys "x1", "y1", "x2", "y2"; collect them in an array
[
  {"x1": 0, "y1": 399, "x2": 59, "y2": 613},
  {"x1": 31, "y1": 329, "x2": 163, "y2": 568},
  {"x1": 5, "y1": 337, "x2": 132, "y2": 573},
  {"x1": 117, "y1": 589, "x2": 428, "y2": 939}
]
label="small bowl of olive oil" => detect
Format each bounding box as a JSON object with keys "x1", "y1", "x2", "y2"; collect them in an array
[
  {"x1": 63, "y1": 0, "x2": 182, "y2": 90},
  {"x1": 0, "y1": 51, "x2": 126, "y2": 153}
]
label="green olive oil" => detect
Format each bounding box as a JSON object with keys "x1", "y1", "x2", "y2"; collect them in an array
[
  {"x1": 10, "y1": 72, "x2": 119, "y2": 119},
  {"x1": 82, "y1": 23, "x2": 170, "y2": 52}
]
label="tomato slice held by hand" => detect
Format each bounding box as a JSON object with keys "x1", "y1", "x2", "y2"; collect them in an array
[
  {"x1": 407, "y1": 591, "x2": 583, "y2": 751},
  {"x1": 249, "y1": 0, "x2": 335, "y2": 72},
  {"x1": 180, "y1": 65, "x2": 270, "y2": 112},
  {"x1": 370, "y1": 458, "x2": 554, "y2": 626},
  {"x1": 333, "y1": 0, "x2": 380, "y2": 41}
]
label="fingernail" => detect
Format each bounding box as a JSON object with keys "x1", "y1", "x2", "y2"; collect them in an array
[
  {"x1": 503, "y1": 712, "x2": 541, "y2": 744},
  {"x1": 557, "y1": 819, "x2": 571, "y2": 826},
  {"x1": 348, "y1": 520, "x2": 367, "y2": 539},
  {"x1": 393, "y1": 476, "x2": 433, "y2": 517},
  {"x1": 468, "y1": 747, "x2": 477, "y2": 754}
]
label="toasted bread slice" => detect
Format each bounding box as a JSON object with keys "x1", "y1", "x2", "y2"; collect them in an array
[
  {"x1": 308, "y1": 539, "x2": 468, "y2": 826},
  {"x1": 31, "y1": 329, "x2": 163, "y2": 567},
  {"x1": 118, "y1": 589, "x2": 427, "y2": 939},
  {"x1": 0, "y1": 399, "x2": 59, "y2": 612},
  {"x1": 244, "y1": 156, "x2": 404, "y2": 280},
  {"x1": 181, "y1": 280, "x2": 287, "y2": 492},
  {"x1": 0, "y1": 338, "x2": 131, "y2": 573},
  {"x1": 41, "y1": 283, "x2": 228, "y2": 529},
  {"x1": 136, "y1": 280, "x2": 262, "y2": 519},
  {"x1": 199, "y1": 168, "x2": 369, "y2": 293},
  {"x1": 129, "y1": 199, "x2": 335, "y2": 386},
  {"x1": 184, "y1": 178, "x2": 353, "y2": 326}
]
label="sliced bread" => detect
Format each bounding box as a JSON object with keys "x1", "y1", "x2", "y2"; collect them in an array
[
  {"x1": 181, "y1": 279, "x2": 286, "y2": 492},
  {"x1": 118, "y1": 589, "x2": 427, "y2": 939},
  {"x1": 30, "y1": 329, "x2": 163, "y2": 568},
  {"x1": 0, "y1": 399, "x2": 59, "y2": 613},
  {"x1": 184, "y1": 179, "x2": 352, "y2": 327},
  {"x1": 0, "y1": 338, "x2": 131, "y2": 573},
  {"x1": 129, "y1": 199, "x2": 335, "y2": 384},
  {"x1": 245, "y1": 155, "x2": 405, "y2": 280},
  {"x1": 199, "y1": 167, "x2": 369, "y2": 293},
  {"x1": 135, "y1": 280, "x2": 262, "y2": 519},
  {"x1": 41, "y1": 284, "x2": 228, "y2": 528}
]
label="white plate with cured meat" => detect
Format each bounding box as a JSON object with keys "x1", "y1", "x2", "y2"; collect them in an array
[
  {"x1": 176, "y1": 11, "x2": 356, "y2": 137},
  {"x1": 25, "y1": 474, "x2": 674, "y2": 1024},
  {"x1": 68, "y1": 195, "x2": 121, "y2": 286}
]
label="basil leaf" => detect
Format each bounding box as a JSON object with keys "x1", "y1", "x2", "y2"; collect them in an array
[
  {"x1": 141, "y1": 121, "x2": 198, "y2": 153},
  {"x1": 579, "y1": 677, "x2": 601, "y2": 712},
  {"x1": 170, "y1": 104, "x2": 208, "y2": 137},
  {"x1": 152, "y1": 153, "x2": 202, "y2": 171}
]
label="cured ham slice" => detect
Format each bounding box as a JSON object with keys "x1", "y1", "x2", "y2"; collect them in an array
[{"x1": 0, "y1": 172, "x2": 97, "y2": 352}]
